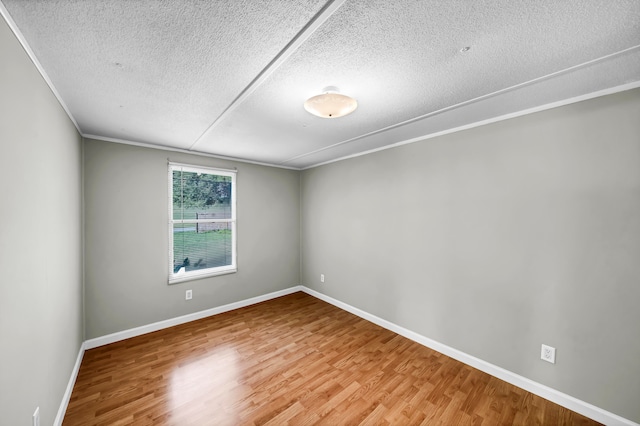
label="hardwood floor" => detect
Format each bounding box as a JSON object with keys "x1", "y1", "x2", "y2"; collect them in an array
[{"x1": 64, "y1": 292, "x2": 600, "y2": 425}]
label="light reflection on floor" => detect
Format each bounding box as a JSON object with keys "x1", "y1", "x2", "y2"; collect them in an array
[{"x1": 169, "y1": 345, "x2": 244, "y2": 423}]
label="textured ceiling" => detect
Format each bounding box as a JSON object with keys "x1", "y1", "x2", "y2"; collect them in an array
[{"x1": 2, "y1": 0, "x2": 640, "y2": 169}]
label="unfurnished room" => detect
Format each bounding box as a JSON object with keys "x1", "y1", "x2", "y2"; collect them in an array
[{"x1": 0, "y1": 1, "x2": 639, "y2": 425}]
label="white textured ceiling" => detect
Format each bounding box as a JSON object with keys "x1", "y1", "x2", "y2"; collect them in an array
[{"x1": 2, "y1": 0, "x2": 640, "y2": 169}]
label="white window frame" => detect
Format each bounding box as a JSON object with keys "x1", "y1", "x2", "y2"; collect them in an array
[{"x1": 168, "y1": 162, "x2": 237, "y2": 284}]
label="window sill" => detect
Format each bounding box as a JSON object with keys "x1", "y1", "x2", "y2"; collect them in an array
[{"x1": 168, "y1": 267, "x2": 237, "y2": 285}]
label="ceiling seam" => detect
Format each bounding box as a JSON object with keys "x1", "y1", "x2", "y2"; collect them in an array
[
  {"x1": 187, "y1": 0, "x2": 347, "y2": 151},
  {"x1": 280, "y1": 43, "x2": 640, "y2": 165},
  {"x1": 0, "y1": 0, "x2": 82, "y2": 135},
  {"x1": 299, "y1": 81, "x2": 640, "y2": 171}
]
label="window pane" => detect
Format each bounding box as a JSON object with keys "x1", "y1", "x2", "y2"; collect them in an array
[
  {"x1": 172, "y1": 170, "x2": 232, "y2": 220},
  {"x1": 172, "y1": 170, "x2": 184, "y2": 221},
  {"x1": 173, "y1": 223, "x2": 233, "y2": 273}
]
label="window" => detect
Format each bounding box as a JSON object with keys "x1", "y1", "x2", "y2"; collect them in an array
[{"x1": 169, "y1": 163, "x2": 236, "y2": 283}]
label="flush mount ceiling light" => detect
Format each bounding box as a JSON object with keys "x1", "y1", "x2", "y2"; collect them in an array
[{"x1": 304, "y1": 86, "x2": 358, "y2": 118}]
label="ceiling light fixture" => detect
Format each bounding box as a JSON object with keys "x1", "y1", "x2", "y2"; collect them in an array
[{"x1": 304, "y1": 86, "x2": 357, "y2": 118}]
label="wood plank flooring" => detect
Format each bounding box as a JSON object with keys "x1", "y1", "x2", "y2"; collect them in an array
[{"x1": 63, "y1": 292, "x2": 600, "y2": 425}]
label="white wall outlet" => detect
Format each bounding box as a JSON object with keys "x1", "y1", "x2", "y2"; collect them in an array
[
  {"x1": 185, "y1": 289, "x2": 192, "y2": 300},
  {"x1": 541, "y1": 344, "x2": 556, "y2": 364},
  {"x1": 320, "y1": 274, "x2": 325, "y2": 283},
  {"x1": 33, "y1": 407, "x2": 40, "y2": 426}
]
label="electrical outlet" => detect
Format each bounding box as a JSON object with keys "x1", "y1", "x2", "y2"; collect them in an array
[
  {"x1": 320, "y1": 274, "x2": 325, "y2": 283},
  {"x1": 541, "y1": 344, "x2": 556, "y2": 364},
  {"x1": 185, "y1": 289, "x2": 192, "y2": 300},
  {"x1": 33, "y1": 407, "x2": 40, "y2": 426}
]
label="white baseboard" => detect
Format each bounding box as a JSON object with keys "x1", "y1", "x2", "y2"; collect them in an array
[
  {"x1": 59, "y1": 285, "x2": 637, "y2": 426},
  {"x1": 300, "y1": 286, "x2": 638, "y2": 426},
  {"x1": 58, "y1": 286, "x2": 302, "y2": 422},
  {"x1": 84, "y1": 286, "x2": 303, "y2": 349},
  {"x1": 54, "y1": 342, "x2": 85, "y2": 426}
]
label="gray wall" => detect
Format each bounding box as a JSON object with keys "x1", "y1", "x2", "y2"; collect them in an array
[
  {"x1": 83, "y1": 140, "x2": 300, "y2": 338},
  {"x1": 301, "y1": 88, "x2": 640, "y2": 422},
  {"x1": 0, "y1": 17, "x2": 84, "y2": 426}
]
